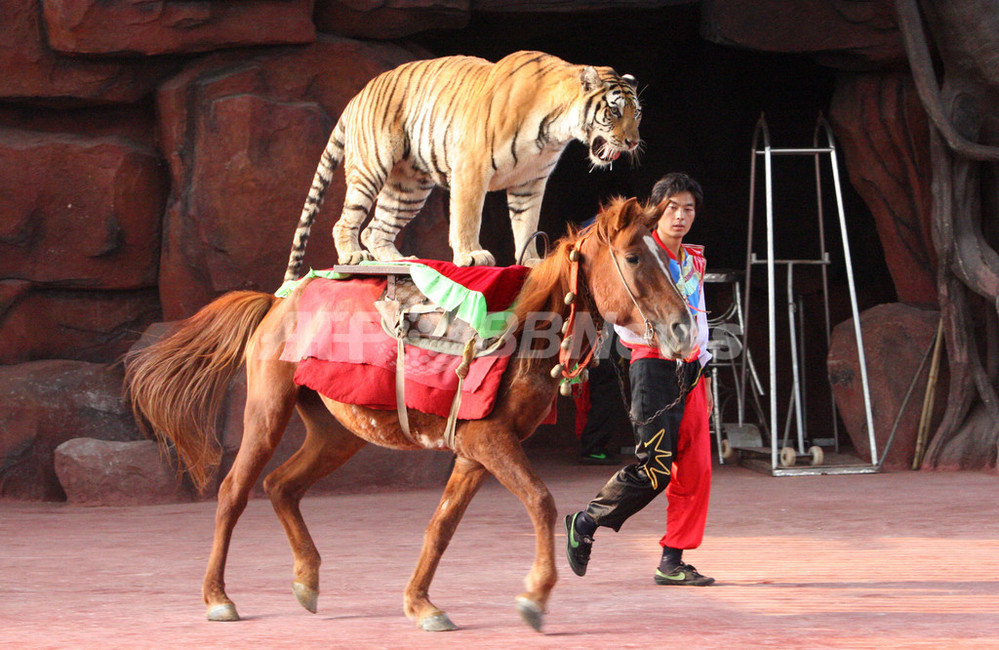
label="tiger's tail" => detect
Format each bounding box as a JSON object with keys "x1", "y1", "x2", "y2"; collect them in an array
[{"x1": 284, "y1": 121, "x2": 347, "y2": 283}]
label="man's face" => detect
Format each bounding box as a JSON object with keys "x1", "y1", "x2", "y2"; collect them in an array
[{"x1": 657, "y1": 190, "x2": 696, "y2": 242}]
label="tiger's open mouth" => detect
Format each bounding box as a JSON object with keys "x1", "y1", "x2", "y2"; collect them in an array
[{"x1": 591, "y1": 136, "x2": 623, "y2": 165}]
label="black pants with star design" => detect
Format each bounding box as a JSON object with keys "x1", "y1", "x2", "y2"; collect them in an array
[{"x1": 584, "y1": 357, "x2": 701, "y2": 531}]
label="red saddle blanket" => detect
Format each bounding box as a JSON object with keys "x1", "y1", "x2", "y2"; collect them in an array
[{"x1": 281, "y1": 261, "x2": 532, "y2": 420}]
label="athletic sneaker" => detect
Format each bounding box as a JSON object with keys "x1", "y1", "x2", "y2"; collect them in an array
[
  {"x1": 578, "y1": 451, "x2": 619, "y2": 465},
  {"x1": 564, "y1": 512, "x2": 593, "y2": 577},
  {"x1": 654, "y1": 562, "x2": 715, "y2": 586}
]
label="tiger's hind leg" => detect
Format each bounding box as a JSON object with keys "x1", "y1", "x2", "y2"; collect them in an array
[
  {"x1": 262, "y1": 389, "x2": 367, "y2": 615},
  {"x1": 361, "y1": 169, "x2": 434, "y2": 262},
  {"x1": 333, "y1": 167, "x2": 386, "y2": 264}
]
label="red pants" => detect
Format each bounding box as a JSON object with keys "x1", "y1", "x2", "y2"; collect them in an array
[{"x1": 661, "y1": 378, "x2": 712, "y2": 549}]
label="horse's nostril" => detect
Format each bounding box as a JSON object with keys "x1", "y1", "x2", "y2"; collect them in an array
[{"x1": 671, "y1": 321, "x2": 688, "y2": 341}]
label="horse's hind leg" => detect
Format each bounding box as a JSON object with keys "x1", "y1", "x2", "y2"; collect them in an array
[
  {"x1": 203, "y1": 367, "x2": 298, "y2": 622},
  {"x1": 463, "y1": 425, "x2": 557, "y2": 632},
  {"x1": 405, "y1": 456, "x2": 488, "y2": 631},
  {"x1": 262, "y1": 390, "x2": 366, "y2": 614}
]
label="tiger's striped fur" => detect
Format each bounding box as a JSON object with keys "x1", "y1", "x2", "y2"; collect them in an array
[{"x1": 284, "y1": 50, "x2": 641, "y2": 282}]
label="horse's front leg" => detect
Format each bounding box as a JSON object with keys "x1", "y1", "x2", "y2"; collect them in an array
[
  {"x1": 464, "y1": 427, "x2": 557, "y2": 632},
  {"x1": 405, "y1": 455, "x2": 488, "y2": 631}
]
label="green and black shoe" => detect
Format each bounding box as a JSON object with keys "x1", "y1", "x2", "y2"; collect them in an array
[
  {"x1": 578, "y1": 451, "x2": 619, "y2": 465},
  {"x1": 564, "y1": 512, "x2": 594, "y2": 577},
  {"x1": 654, "y1": 562, "x2": 715, "y2": 586}
]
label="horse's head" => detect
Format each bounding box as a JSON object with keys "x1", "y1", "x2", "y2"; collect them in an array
[{"x1": 579, "y1": 196, "x2": 697, "y2": 360}]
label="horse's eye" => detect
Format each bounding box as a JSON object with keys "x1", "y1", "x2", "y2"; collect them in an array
[{"x1": 625, "y1": 253, "x2": 640, "y2": 266}]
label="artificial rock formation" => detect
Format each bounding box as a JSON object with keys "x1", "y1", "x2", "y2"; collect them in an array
[
  {"x1": 41, "y1": 0, "x2": 315, "y2": 56},
  {"x1": 0, "y1": 0, "x2": 176, "y2": 103},
  {"x1": 54, "y1": 438, "x2": 194, "y2": 506},
  {"x1": 827, "y1": 302, "x2": 945, "y2": 470},
  {"x1": 0, "y1": 360, "x2": 139, "y2": 500},
  {"x1": 0, "y1": 128, "x2": 166, "y2": 289},
  {"x1": 828, "y1": 70, "x2": 937, "y2": 308},
  {"x1": 314, "y1": 0, "x2": 469, "y2": 39}
]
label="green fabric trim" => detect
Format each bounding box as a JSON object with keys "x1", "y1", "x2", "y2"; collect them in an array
[
  {"x1": 275, "y1": 262, "x2": 516, "y2": 340},
  {"x1": 274, "y1": 268, "x2": 352, "y2": 298}
]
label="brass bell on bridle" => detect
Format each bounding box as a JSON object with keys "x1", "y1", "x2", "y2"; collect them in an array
[{"x1": 559, "y1": 380, "x2": 573, "y2": 396}]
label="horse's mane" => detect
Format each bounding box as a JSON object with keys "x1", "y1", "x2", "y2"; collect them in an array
[
  {"x1": 506, "y1": 196, "x2": 639, "y2": 382},
  {"x1": 511, "y1": 195, "x2": 636, "y2": 331},
  {"x1": 511, "y1": 226, "x2": 580, "y2": 334}
]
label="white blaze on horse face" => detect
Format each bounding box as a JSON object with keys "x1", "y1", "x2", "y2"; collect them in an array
[{"x1": 642, "y1": 235, "x2": 697, "y2": 357}]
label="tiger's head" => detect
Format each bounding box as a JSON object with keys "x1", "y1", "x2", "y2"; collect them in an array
[{"x1": 580, "y1": 66, "x2": 642, "y2": 168}]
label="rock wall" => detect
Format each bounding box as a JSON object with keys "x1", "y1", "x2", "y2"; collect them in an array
[{"x1": 0, "y1": 0, "x2": 452, "y2": 501}]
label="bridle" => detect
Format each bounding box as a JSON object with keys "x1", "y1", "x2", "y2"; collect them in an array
[
  {"x1": 552, "y1": 223, "x2": 688, "y2": 393},
  {"x1": 598, "y1": 227, "x2": 690, "y2": 349}
]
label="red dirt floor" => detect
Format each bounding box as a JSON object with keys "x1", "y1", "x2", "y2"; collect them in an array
[{"x1": 3, "y1": 448, "x2": 998, "y2": 649}]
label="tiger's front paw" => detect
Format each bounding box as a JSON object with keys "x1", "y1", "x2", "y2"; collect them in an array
[
  {"x1": 339, "y1": 250, "x2": 374, "y2": 265},
  {"x1": 454, "y1": 249, "x2": 497, "y2": 267}
]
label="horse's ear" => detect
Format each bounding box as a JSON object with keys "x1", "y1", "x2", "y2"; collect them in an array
[
  {"x1": 640, "y1": 201, "x2": 661, "y2": 230},
  {"x1": 609, "y1": 196, "x2": 646, "y2": 231}
]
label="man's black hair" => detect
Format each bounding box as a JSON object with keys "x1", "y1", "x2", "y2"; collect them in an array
[{"x1": 650, "y1": 172, "x2": 703, "y2": 212}]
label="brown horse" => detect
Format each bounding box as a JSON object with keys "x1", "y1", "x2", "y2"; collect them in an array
[{"x1": 124, "y1": 196, "x2": 695, "y2": 632}]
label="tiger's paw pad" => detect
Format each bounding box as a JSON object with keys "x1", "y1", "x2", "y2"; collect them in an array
[{"x1": 454, "y1": 249, "x2": 496, "y2": 267}]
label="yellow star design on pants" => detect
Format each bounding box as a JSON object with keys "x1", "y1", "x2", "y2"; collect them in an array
[{"x1": 641, "y1": 427, "x2": 673, "y2": 491}]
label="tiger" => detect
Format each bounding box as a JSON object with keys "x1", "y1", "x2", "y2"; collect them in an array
[{"x1": 283, "y1": 50, "x2": 642, "y2": 282}]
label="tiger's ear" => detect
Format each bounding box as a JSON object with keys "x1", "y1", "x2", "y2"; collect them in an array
[
  {"x1": 621, "y1": 73, "x2": 637, "y2": 88},
  {"x1": 580, "y1": 66, "x2": 601, "y2": 92}
]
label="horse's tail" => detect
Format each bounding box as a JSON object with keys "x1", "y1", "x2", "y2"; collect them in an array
[{"x1": 124, "y1": 291, "x2": 277, "y2": 492}]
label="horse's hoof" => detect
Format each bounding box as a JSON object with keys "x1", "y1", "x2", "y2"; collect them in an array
[
  {"x1": 418, "y1": 612, "x2": 458, "y2": 632},
  {"x1": 516, "y1": 596, "x2": 544, "y2": 632},
  {"x1": 292, "y1": 581, "x2": 318, "y2": 614},
  {"x1": 206, "y1": 603, "x2": 240, "y2": 622}
]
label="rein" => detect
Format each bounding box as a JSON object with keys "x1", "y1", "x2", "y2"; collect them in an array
[{"x1": 549, "y1": 243, "x2": 599, "y2": 395}]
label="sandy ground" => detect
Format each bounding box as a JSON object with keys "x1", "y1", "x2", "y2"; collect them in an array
[{"x1": 2, "y1": 449, "x2": 998, "y2": 649}]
